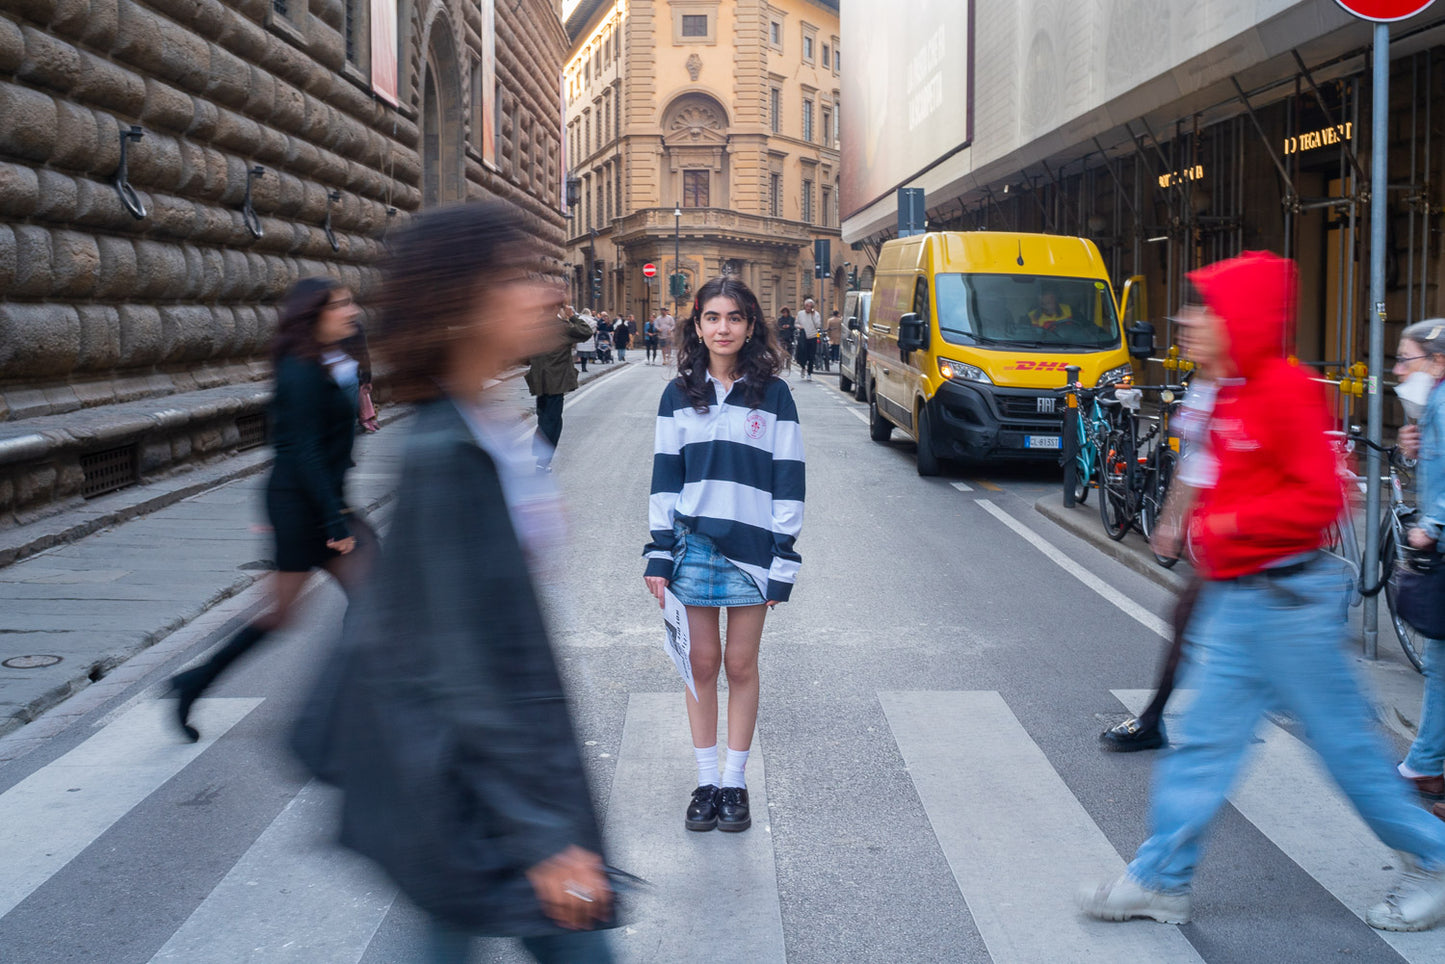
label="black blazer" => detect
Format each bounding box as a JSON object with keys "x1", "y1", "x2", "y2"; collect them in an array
[
  {"x1": 321, "y1": 398, "x2": 606, "y2": 935},
  {"x1": 268, "y1": 354, "x2": 356, "y2": 541}
]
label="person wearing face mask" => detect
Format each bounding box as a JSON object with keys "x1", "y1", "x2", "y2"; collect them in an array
[{"x1": 1393, "y1": 320, "x2": 1445, "y2": 815}]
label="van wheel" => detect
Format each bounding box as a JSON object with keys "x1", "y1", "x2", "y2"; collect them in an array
[
  {"x1": 853, "y1": 362, "x2": 868, "y2": 401},
  {"x1": 839, "y1": 366, "x2": 853, "y2": 394},
  {"x1": 868, "y1": 391, "x2": 892, "y2": 442},
  {"x1": 915, "y1": 406, "x2": 941, "y2": 477}
]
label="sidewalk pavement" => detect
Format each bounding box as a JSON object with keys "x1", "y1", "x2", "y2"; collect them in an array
[
  {"x1": 0, "y1": 362, "x2": 629, "y2": 739},
  {"x1": 1034, "y1": 494, "x2": 1429, "y2": 748}
]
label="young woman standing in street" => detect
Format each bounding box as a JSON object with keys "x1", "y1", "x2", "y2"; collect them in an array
[
  {"x1": 171, "y1": 278, "x2": 375, "y2": 741},
  {"x1": 642, "y1": 277, "x2": 804, "y2": 833}
]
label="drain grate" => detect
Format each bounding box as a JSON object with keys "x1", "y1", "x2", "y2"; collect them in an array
[
  {"x1": 3, "y1": 655, "x2": 63, "y2": 669},
  {"x1": 236, "y1": 413, "x2": 267, "y2": 451},
  {"x1": 80, "y1": 445, "x2": 138, "y2": 498}
]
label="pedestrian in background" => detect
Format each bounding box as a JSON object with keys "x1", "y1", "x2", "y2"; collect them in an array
[
  {"x1": 577, "y1": 310, "x2": 597, "y2": 372},
  {"x1": 315, "y1": 201, "x2": 615, "y2": 963},
  {"x1": 644, "y1": 313, "x2": 660, "y2": 365},
  {"x1": 776, "y1": 306, "x2": 796, "y2": 375},
  {"x1": 526, "y1": 304, "x2": 595, "y2": 474},
  {"x1": 341, "y1": 323, "x2": 379, "y2": 433},
  {"x1": 170, "y1": 278, "x2": 376, "y2": 742},
  {"x1": 1392, "y1": 319, "x2": 1445, "y2": 814},
  {"x1": 595, "y1": 313, "x2": 614, "y2": 364},
  {"x1": 643, "y1": 276, "x2": 804, "y2": 835},
  {"x1": 795, "y1": 298, "x2": 821, "y2": 380},
  {"x1": 657, "y1": 308, "x2": 676, "y2": 367},
  {"x1": 614, "y1": 315, "x2": 632, "y2": 362},
  {"x1": 1079, "y1": 251, "x2": 1445, "y2": 932},
  {"x1": 825, "y1": 309, "x2": 843, "y2": 370}
]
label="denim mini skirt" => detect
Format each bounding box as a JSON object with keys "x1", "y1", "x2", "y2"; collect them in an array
[{"x1": 670, "y1": 524, "x2": 766, "y2": 608}]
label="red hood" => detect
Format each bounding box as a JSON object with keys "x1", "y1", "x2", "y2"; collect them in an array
[{"x1": 1188, "y1": 251, "x2": 1297, "y2": 379}]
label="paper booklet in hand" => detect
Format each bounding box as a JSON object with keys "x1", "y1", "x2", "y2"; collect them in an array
[{"x1": 662, "y1": 588, "x2": 698, "y2": 699}]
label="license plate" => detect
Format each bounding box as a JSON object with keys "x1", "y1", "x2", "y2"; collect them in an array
[{"x1": 1025, "y1": 435, "x2": 1060, "y2": 450}]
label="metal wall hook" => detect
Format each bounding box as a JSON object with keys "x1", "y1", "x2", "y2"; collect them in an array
[
  {"x1": 324, "y1": 190, "x2": 342, "y2": 252},
  {"x1": 114, "y1": 125, "x2": 147, "y2": 220},
  {"x1": 380, "y1": 205, "x2": 398, "y2": 252},
  {"x1": 242, "y1": 166, "x2": 265, "y2": 239}
]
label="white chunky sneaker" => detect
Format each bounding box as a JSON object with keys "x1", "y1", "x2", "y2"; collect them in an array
[
  {"x1": 1077, "y1": 874, "x2": 1191, "y2": 925},
  {"x1": 1367, "y1": 858, "x2": 1445, "y2": 932}
]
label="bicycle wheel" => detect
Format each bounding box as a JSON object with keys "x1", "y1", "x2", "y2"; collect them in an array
[
  {"x1": 1072, "y1": 430, "x2": 1092, "y2": 505},
  {"x1": 1097, "y1": 429, "x2": 1133, "y2": 541},
  {"x1": 1142, "y1": 449, "x2": 1180, "y2": 568},
  {"x1": 1380, "y1": 524, "x2": 1426, "y2": 673}
]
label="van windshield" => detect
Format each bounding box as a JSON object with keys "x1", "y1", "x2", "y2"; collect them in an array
[{"x1": 935, "y1": 274, "x2": 1123, "y2": 351}]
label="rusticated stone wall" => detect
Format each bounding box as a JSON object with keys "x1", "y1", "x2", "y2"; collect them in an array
[{"x1": 0, "y1": 0, "x2": 567, "y2": 524}]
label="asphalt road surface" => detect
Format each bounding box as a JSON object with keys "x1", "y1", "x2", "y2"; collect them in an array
[{"x1": 0, "y1": 362, "x2": 1434, "y2": 964}]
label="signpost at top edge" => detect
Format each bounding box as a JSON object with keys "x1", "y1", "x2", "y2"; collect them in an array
[{"x1": 1333, "y1": 0, "x2": 1435, "y2": 21}]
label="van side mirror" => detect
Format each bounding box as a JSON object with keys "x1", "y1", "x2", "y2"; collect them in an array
[
  {"x1": 1127, "y1": 320, "x2": 1156, "y2": 360},
  {"x1": 847, "y1": 316, "x2": 860, "y2": 331},
  {"x1": 898, "y1": 312, "x2": 927, "y2": 352}
]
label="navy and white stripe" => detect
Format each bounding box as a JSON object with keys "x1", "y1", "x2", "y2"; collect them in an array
[{"x1": 644, "y1": 373, "x2": 804, "y2": 602}]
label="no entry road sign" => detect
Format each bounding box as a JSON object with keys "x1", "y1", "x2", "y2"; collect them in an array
[
  {"x1": 1334, "y1": 0, "x2": 1435, "y2": 21},
  {"x1": 642, "y1": 262, "x2": 657, "y2": 278}
]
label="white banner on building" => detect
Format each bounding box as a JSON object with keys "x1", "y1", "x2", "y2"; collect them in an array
[
  {"x1": 482, "y1": 0, "x2": 498, "y2": 169},
  {"x1": 370, "y1": 0, "x2": 398, "y2": 107},
  {"x1": 840, "y1": 0, "x2": 972, "y2": 219}
]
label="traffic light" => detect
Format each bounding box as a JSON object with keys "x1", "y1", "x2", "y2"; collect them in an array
[
  {"x1": 590, "y1": 261, "x2": 604, "y2": 302},
  {"x1": 669, "y1": 272, "x2": 687, "y2": 299},
  {"x1": 813, "y1": 239, "x2": 831, "y2": 280}
]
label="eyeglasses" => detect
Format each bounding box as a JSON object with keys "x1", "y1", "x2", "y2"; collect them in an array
[
  {"x1": 1394, "y1": 354, "x2": 1430, "y2": 365},
  {"x1": 327, "y1": 295, "x2": 353, "y2": 309}
]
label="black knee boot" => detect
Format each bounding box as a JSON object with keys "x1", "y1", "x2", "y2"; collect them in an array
[{"x1": 171, "y1": 623, "x2": 269, "y2": 742}]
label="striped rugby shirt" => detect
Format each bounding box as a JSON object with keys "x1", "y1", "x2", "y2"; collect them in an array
[{"x1": 644, "y1": 372, "x2": 805, "y2": 602}]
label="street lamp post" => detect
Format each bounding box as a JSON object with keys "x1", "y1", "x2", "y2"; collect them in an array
[{"x1": 674, "y1": 203, "x2": 682, "y2": 314}]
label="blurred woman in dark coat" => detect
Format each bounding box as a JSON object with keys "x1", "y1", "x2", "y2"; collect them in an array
[
  {"x1": 312, "y1": 201, "x2": 614, "y2": 963},
  {"x1": 170, "y1": 277, "x2": 375, "y2": 741}
]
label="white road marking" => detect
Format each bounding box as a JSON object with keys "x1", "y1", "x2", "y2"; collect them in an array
[
  {"x1": 1114, "y1": 690, "x2": 1445, "y2": 963},
  {"x1": 882, "y1": 691, "x2": 1205, "y2": 963},
  {"x1": 604, "y1": 693, "x2": 785, "y2": 964},
  {"x1": 976, "y1": 500, "x2": 1170, "y2": 638},
  {"x1": 950, "y1": 482, "x2": 974, "y2": 492},
  {"x1": 0, "y1": 698, "x2": 262, "y2": 918},
  {"x1": 846, "y1": 407, "x2": 869, "y2": 425},
  {"x1": 149, "y1": 781, "x2": 396, "y2": 964}
]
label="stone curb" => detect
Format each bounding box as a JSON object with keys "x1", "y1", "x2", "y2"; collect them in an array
[{"x1": 1033, "y1": 496, "x2": 1190, "y2": 593}]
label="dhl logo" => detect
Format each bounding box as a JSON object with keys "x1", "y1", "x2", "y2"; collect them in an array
[{"x1": 1010, "y1": 360, "x2": 1070, "y2": 371}]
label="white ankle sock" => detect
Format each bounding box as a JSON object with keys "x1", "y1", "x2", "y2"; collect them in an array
[
  {"x1": 1400, "y1": 761, "x2": 1431, "y2": 780},
  {"x1": 721, "y1": 747, "x2": 750, "y2": 788},
  {"x1": 694, "y1": 744, "x2": 720, "y2": 787}
]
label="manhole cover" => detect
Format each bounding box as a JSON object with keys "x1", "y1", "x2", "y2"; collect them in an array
[{"x1": 3, "y1": 655, "x2": 63, "y2": 669}]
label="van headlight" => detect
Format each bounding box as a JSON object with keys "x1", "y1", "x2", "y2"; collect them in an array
[
  {"x1": 938, "y1": 358, "x2": 993, "y2": 384},
  {"x1": 1097, "y1": 364, "x2": 1133, "y2": 387}
]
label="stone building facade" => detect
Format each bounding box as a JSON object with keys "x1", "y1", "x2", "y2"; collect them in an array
[
  {"x1": 562, "y1": 0, "x2": 841, "y2": 324},
  {"x1": 0, "y1": 0, "x2": 568, "y2": 527}
]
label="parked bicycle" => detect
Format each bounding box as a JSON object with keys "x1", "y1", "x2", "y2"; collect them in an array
[
  {"x1": 1097, "y1": 383, "x2": 1186, "y2": 558},
  {"x1": 1333, "y1": 430, "x2": 1425, "y2": 672},
  {"x1": 1058, "y1": 381, "x2": 1126, "y2": 506}
]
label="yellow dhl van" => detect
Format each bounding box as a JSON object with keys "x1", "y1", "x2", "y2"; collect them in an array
[{"x1": 864, "y1": 231, "x2": 1144, "y2": 475}]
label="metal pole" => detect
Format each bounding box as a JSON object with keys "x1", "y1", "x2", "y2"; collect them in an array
[
  {"x1": 1364, "y1": 23, "x2": 1390, "y2": 661},
  {"x1": 1062, "y1": 365, "x2": 1081, "y2": 508},
  {"x1": 674, "y1": 205, "x2": 681, "y2": 315}
]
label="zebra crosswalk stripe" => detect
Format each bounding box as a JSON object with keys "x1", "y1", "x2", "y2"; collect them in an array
[
  {"x1": 604, "y1": 692, "x2": 786, "y2": 964},
  {"x1": 1114, "y1": 690, "x2": 1445, "y2": 964},
  {"x1": 0, "y1": 698, "x2": 262, "y2": 920},
  {"x1": 882, "y1": 690, "x2": 1206, "y2": 963},
  {"x1": 148, "y1": 780, "x2": 397, "y2": 964}
]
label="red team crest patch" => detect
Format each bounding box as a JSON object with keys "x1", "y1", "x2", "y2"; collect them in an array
[{"x1": 745, "y1": 411, "x2": 767, "y2": 440}]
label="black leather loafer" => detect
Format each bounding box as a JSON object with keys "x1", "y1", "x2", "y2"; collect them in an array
[
  {"x1": 685, "y1": 785, "x2": 720, "y2": 831},
  {"x1": 1100, "y1": 717, "x2": 1166, "y2": 753},
  {"x1": 717, "y1": 786, "x2": 751, "y2": 832}
]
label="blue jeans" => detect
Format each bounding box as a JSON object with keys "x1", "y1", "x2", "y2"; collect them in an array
[
  {"x1": 1405, "y1": 635, "x2": 1445, "y2": 775},
  {"x1": 421, "y1": 920, "x2": 614, "y2": 964},
  {"x1": 1127, "y1": 555, "x2": 1445, "y2": 893}
]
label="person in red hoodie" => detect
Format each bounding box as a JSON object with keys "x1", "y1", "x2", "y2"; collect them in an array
[{"x1": 1080, "y1": 252, "x2": 1445, "y2": 932}]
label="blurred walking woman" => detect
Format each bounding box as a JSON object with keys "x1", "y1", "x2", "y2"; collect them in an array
[
  {"x1": 171, "y1": 278, "x2": 374, "y2": 741},
  {"x1": 643, "y1": 277, "x2": 804, "y2": 834},
  {"x1": 319, "y1": 202, "x2": 614, "y2": 963}
]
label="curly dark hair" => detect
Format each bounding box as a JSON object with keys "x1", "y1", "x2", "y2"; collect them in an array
[
  {"x1": 674, "y1": 276, "x2": 784, "y2": 412},
  {"x1": 271, "y1": 277, "x2": 343, "y2": 365},
  {"x1": 373, "y1": 200, "x2": 541, "y2": 403}
]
